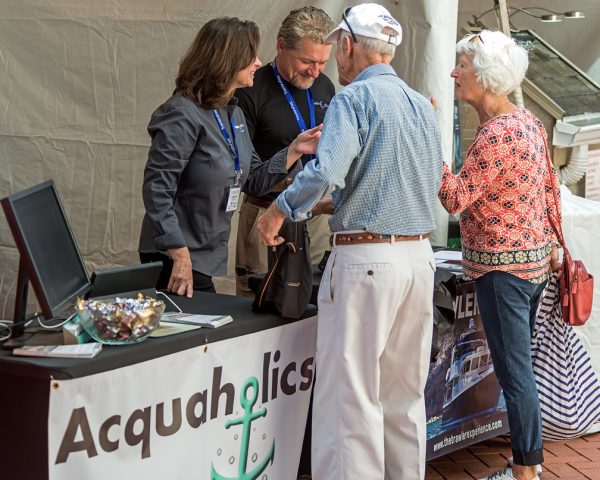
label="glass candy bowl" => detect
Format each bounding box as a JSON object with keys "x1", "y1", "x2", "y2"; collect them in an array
[{"x1": 75, "y1": 294, "x2": 165, "y2": 345}]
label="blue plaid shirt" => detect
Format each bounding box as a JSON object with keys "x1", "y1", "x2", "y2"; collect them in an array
[{"x1": 276, "y1": 63, "x2": 443, "y2": 235}]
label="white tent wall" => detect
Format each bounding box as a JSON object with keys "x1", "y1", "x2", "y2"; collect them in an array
[
  {"x1": 0, "y1": 0, "x2": 458, "y2": 316},
  {"x1": 393, "y1": 0, "x2": 458, "y2": 247}
]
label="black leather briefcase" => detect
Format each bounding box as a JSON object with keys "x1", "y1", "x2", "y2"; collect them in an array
[{"x1": 252, "y1": 219, "x2": 312, "y2": 319}]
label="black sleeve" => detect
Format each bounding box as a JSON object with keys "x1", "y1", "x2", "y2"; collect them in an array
[
  {"x1": 242, "y1": 146, "x2": 303, "y2": 197},
  {"x1": 141, "y1": 104, "x2": 200, "y2": 250}
]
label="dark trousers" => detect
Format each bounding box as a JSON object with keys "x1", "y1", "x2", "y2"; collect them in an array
[
  {"x1": 475, "y1": 270, "x2": 546, "y2": 466},
  {"x1": 139, "y1": 252, "x2": 215, "y2": 293},
  {"x1": 297, "y1": 389, "x2": 313, "y2": 476}
]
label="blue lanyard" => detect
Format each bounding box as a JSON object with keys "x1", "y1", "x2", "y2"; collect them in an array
[
  {"x1": 212, "y1": 109, "x2": 242, "y2": 181},
  {"x1": 272, "y1": 62, "x2": 316, "y2": 161}
]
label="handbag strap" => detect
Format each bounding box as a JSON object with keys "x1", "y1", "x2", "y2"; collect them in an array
[
  {"x1": 544, "y1": 147, "x2": 567, "y2": 254},
  {"x1": 256, "y1": 241, "x2": 299, "y2": 307},
  {"x1": 257, "y1": 248, "x2": 283, "y2": 308}
]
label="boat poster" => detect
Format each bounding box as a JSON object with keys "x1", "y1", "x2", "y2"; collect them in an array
[{"x1": 425, "y1": 275, "x2": 509, "y2": 459}]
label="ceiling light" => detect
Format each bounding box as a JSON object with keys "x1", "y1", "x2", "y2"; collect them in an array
[
  {"x1": 540, "y1": 14, "x2": 561, "y2": 22},
  {"x1": 564, "y1": 11, "x2": 585, "y2": 19}
]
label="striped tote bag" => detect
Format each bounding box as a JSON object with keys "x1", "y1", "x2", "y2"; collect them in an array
[{"x1": 531, "y1": 273, "x2": 600, "y2": 440}]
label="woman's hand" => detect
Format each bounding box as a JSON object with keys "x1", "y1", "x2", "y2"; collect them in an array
[
  {"x1": 167, "y1": 247, "x2": 194, "y2": 298},
  {"x1": 286, "y1": 124, "x2": 323, "y2": 168},
  {"x1": 550, "y1": 244, "x2": 561, "y2": 274}
]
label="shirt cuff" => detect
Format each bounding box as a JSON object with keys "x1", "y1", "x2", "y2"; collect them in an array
[
  {"x1": 267, "y1": 147, "x2": 290, "y2": 174},
  {"x1": 154, "y1": 230, "x2": 186, "y2": 251},
  {"x1": 275, "y1": 192, "x2": 313, "y2": 222}
]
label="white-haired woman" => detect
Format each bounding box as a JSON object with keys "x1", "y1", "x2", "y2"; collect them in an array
[{"x1": 438, "y1": 30, "x2": 561, "y2": 480}]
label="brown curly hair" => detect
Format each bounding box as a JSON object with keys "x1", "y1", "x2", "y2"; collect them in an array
[{"x1": 176, "y1": 17, "x2": 260, "y2": 108}]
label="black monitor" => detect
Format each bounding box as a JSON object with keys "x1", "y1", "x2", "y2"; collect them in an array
[{"x1": 1, "y1": 180, "x2": 91, "y2": 339}]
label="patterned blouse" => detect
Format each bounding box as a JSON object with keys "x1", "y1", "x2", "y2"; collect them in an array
[{"x1": 439, "y1": 108, "x2": 560, "y2": 283}]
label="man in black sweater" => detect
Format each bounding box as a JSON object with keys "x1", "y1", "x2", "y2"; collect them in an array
[{"x1": 235, "y1": 6, "x2": 336, "y2": 297}]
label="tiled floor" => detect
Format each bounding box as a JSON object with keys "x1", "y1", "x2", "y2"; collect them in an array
[
  {"x1": 297, "y1": 433, "x2": 600, "y2": 479},
  {"x1": 427, "y1": 433, "x2": 600, "y2": 479}
]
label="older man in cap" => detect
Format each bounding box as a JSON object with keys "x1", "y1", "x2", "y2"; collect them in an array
[{"x1": 258, "y1": 3, "x2": 442, "y2": 479}]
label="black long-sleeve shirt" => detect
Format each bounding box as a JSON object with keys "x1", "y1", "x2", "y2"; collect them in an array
[{"x1": 236, "y1": 63, "x2": 335, "y2": 202}]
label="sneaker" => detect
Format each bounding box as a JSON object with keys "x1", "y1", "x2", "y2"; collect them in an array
[
  {"x1": 508, "y1": 456, "x2": 543, "y2": 476},
  {"x1": 479, "y1": 467, "x2": 540, "y2": 480}
]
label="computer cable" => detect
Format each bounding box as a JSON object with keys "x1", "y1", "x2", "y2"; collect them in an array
[
  {"x1": 0, "y1": 320, "x2": 12, "y2": 342},
  {"x1": 0, "y1": 312, "x2": 42, "y2": 342},
  {"x1": 155, "y1": 291, "x2": 183, "y2": 313},
  {"x1": 36, "y1": 312, "x2": 77, "y2": 330}
]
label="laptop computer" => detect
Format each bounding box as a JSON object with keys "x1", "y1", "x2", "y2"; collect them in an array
[{"x1": 88, "y1": 261, "x2": 163, "y2": 299}]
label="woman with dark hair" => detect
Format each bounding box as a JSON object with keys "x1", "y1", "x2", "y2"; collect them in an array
[
  {"x1": 438, "y1": 30, "x2": 561, "y2": 480},
  {"x1": 139, "y1": 17, "x2": 321, "y2": 297}
]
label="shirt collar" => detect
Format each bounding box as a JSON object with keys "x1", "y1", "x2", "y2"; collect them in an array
[
  {"x1": 353, "y1": 63, "x2": 397, "y2": 83},
  {"x1": 226, "y1": 96, "x2": 238, "y2": 114}
]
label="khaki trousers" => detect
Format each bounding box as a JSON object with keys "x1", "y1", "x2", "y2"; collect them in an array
[
  {"x1": 312, "y1": 239, "x2": 435, "y2": 480},
  {"x1": 235, "y1": 197, "x2": 331, "y2": 296}
]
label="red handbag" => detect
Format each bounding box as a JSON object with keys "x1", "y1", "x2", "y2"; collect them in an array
[
  {"x1": 545, "y1": 150, "x2": 594, "y2": 326},
  {"x1": 560, "y1": 248, "x2": 594, "y2": 326}
]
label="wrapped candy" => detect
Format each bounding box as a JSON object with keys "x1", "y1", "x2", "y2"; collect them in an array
[{"x1": 75, "y1": 294, "x2": 165, "y2": 345}]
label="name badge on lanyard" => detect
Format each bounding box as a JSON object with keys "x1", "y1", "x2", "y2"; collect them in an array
[
  {"x1": 213, "y1": 109, "x2": 241, "y2": 212},
  {"x1": 272, "y1": 62, "x2": 316, "y2": 162}
]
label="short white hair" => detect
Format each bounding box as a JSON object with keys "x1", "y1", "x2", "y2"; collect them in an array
[
  {"x1": 340, "y1": 31, "x2": 396, "y2": 59},
  {"x1": 456, "y1": 30, "x2": 528, "y2": 96}
]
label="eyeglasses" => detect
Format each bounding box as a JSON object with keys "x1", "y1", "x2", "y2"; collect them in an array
[
  {"x1": 342, "y1": 7, "x2": 358, "y2": 43},
  {"x1": 466, "y1": 32, "x2": 485, "y2": 45}
]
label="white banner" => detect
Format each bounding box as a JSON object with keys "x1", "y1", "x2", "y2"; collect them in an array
[{"x1": 48, "y1": 317, "x2": 317, "y2": 480}]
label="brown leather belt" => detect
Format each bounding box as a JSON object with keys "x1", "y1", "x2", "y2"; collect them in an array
[
  {"x1": 331, "y1": 232, "x2": 431, "y2": 246},
  {"x1": 245, "y1": 195, "x2": 273, "y2": 210}
]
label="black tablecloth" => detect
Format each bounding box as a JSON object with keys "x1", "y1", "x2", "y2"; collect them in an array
[{"x1": 0, "y1": 292, "x2": 317, "y2": 380}]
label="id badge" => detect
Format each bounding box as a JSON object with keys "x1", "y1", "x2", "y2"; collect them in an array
[{"x1": 226, "y1": 186, "x2": 241, "y2": 212}]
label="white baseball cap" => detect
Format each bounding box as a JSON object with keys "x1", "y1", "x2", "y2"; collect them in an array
[{"x1": 325, "y1": 3, "x2": 402, "y2": 46}]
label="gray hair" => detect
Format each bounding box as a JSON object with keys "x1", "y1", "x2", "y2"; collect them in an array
[
  {"x1": 456, "y1": 30, "x2": 528, "y2": 96},
  {"x1": 340, "y1": 31, "x2": 396, "y2": 59},
  {"x1": 278, "y1": 6, "x2": 335, "y2": 50}
]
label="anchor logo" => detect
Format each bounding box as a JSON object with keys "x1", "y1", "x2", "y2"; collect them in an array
[{"x1": 211, "y1": 377, "x2": 275, "y2": 480}]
